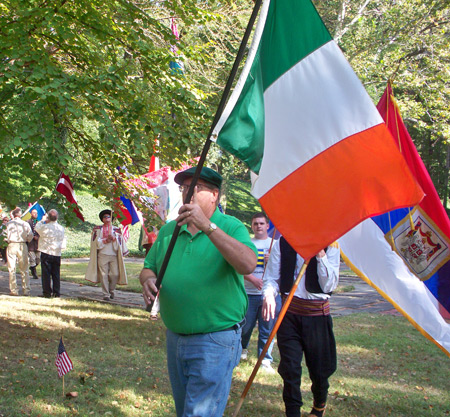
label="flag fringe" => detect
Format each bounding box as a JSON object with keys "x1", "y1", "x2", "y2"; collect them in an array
[{"x1": 340, "y1": 251, "x2": 450, "y2": 358}]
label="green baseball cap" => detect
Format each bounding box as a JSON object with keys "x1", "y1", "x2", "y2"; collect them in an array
[{"x1": 174, "y1": 166, "x2": 222, "y2": 189}]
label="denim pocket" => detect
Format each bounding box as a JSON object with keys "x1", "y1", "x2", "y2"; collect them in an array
[{"x1": 208, "y1": 328, "x2": 240, "y2": 347}]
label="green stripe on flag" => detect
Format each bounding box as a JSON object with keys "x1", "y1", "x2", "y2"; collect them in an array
[
  {"x1": 260, "y1": 0, "x2": 331, "y2": 89},
  {"x1": 216, "y1": 0, "x2": 332, "y2": 174},
  {"x1": 217, "y1": 52, "x2": 265, "y2": 173}
]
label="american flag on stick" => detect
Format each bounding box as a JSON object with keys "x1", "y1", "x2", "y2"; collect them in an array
[{"x1": 55, "y1": 338, "x2": 73, "y2": 378}]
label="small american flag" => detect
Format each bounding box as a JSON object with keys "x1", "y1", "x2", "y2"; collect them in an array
[
  {"x1": 122, "y1": 224, "x2": 129, "y2": 242},
  {"x1": 55, "y1": 338, "x2": 73, "y2": 378}
]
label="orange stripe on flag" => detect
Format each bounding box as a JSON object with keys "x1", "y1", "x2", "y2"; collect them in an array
[{"x1": 259, "y1": 123, "x2": 424, "y2": 260}]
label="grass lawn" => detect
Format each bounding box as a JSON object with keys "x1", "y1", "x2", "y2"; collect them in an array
[
  {"x1": 1, "y1": 296, "x2": 449, "y2": 417},
  {"x1": 59, "y1": 261, "x2": 146, "y2": 294}
]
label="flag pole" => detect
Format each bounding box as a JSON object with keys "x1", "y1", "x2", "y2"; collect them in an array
[
  {"x1": 55, "y1": 171, "x2": 63, "y2": 192},
  {"x1": 61, "y1": 333, "x2": 64, "y2": 397},
  {"x1": 232, "y1": 260, "x2": 310, "y2": 417},
  {"x1": 146, "y1": 0, "x2": 264, "y2": 312}
]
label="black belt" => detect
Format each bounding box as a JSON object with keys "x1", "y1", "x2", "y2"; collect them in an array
[{"x1": 178, "y1": 319, "x2": 245, "y2": 337}]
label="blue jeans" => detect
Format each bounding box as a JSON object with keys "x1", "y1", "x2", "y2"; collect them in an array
[
  {"x1": 166, "y1": 326, "x2": 242, "y2": 417},
  {"x1": 241, "y1": 294, "x2": 281, "y2": 362}
]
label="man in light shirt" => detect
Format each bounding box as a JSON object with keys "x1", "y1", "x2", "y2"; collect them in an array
[
  {"x1": 241, "y1": 212, "x2": 279, "y2": 373},
  {"x1": 263, "y1": 237, "x2": 340, "y2": 417},
  {"x1": 35, "y1": 209, "x2": 66, "y2": 298},
  {"x1": 6, "y1": 207, "x2": 33, "y2": 296}
]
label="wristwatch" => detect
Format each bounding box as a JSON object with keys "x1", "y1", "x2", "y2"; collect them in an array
[{"x1": 206, "y1": 223, "x2": 217, "y2": 236}]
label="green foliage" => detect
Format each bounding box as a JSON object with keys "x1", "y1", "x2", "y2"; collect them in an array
[
  {"x1": 226, "y1": 177, "x2": 262, "y2": 229},
  {"x1": 316, "y1": 0, "x2": 450, "y2": 203},
  {"x1": 1, "y1": 0, "x2": 449, "y2": 212},
  {"x1": 0, "y1": 0, "x2": 253, "y2": 206}
]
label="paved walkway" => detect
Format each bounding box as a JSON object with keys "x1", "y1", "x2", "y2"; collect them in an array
[{"x1": 0, "y1": 260, "x2": 397, "y2": 316}]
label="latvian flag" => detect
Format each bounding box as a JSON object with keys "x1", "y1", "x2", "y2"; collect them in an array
[{"x1": 56, "y1": 172, "x2": 85, "y2": 222}]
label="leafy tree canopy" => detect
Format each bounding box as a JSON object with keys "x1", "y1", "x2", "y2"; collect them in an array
[
  {"x1": 1, "y1": 0, "x2": 449, "y2": 217},
  {"x1": 0, "y1": 0, "x2": 251, "y2": 210}
]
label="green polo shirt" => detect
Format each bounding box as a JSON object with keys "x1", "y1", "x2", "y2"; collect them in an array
[{"x1": 144, "y1": 208, "x2": 257, "y2": 334}]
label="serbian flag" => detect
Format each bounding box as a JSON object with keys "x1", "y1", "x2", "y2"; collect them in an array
[
  {"x1": 119, "y1": 195, "x2": 140, "y2": 225},
  {"x1": 56, "y1": 172, "x2": 84, "y2": 222},
  {"x1": 339, "y1": 84, "x2": 450, "y2": 356},
  {"x1": 211, "y1": 0, "x2": 423, "y2": 260}
]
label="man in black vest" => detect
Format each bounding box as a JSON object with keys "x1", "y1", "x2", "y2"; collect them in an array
[{"x1": 262, "y1": 236, "x2": 340, "y2": 417}]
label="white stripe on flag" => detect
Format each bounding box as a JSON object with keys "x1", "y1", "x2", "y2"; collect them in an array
[
  {"x1": 57, "y1": 178, "x2": 75, "y2": 196},
  {"x1": 253, "y1": 40, "x2": 383, "y2": 198},
  {"x1": 56, "y1": 352, "x2": 73, "y2": 377}
]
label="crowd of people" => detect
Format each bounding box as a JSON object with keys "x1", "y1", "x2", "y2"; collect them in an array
[
  {"x1": 1, "y1": 207, "x2": 66, "y2": 297},
  {"x1": 2, "y1": 165, "x2": 340, "y2": 417}
]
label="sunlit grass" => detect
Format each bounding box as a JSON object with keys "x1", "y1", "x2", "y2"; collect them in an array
[
  {"x1": 58, "y1": 261, "x2": 144, "y2": 293},
  {"x1": 1, "y1": 298, "x2": 449, "y2": 417}
]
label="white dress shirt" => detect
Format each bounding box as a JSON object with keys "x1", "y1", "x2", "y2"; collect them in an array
[
  {"x1": 263, "y1": 238, "x2": 340, "y2": 301},
  {"x1": 35, "y1": 221, "x2": 66, "y2": 256}
]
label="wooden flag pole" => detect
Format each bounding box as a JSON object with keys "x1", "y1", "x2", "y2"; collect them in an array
[
  {"x1": 232, "y1": 260, "x2": 310, "y2": 417},
  {"x1": 62, "y1": 375, "x2": 65, "y2": 398},
  {"x1": 146, "y1": 0, "x2": 264, "y2": 312}
]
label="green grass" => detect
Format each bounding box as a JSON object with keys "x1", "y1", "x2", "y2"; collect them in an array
[
  {"x1": 59, "y1": 261, "x2": 145, "y2": 293},
  {"x1": 1, "y1": 297, "x2": 449, "y2": 417}
]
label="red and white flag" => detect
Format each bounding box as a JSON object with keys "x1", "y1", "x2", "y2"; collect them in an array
[
  {"x1": 55, "y1": 338, "x2": 73, "y2": 378},
  {"x1": 56, "y1": 172, "x2": 85, "y2": 221}
]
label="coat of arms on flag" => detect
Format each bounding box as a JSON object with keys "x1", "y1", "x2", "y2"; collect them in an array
[{"x1": 389, "y1": 207, "x2": 450, "y2": 281}]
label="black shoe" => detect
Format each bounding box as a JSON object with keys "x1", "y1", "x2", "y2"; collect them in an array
[
  {"x1": 30, "y1": 266, "x2": 39, "y2": 279},
  {"x1": 103, "y1": 296, "x2": 110, "y2": 301},
  {"x1": 110, "y1": 293, "x2": 114, "y2": 300}
]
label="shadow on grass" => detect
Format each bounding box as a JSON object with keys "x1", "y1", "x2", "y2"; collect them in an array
[{"x1": 0, "y1": 298, "x2": 173, "y2": 417}]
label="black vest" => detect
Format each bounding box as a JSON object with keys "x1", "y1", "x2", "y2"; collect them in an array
[{"x1": 279, "y1": 237, "x2": 330, "y2": 295}]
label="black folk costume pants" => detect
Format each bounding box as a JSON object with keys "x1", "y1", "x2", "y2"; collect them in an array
[
  {"x1": 41, "y1": 252, "x2": 61, "y2": 297},
  {"x1": 277, "y1": 312, "x2": 337, "y2": 417}
]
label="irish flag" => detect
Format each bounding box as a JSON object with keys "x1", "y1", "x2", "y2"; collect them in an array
[{"x1": 211, "y1": 0, "x2": 424, "y2": 259}]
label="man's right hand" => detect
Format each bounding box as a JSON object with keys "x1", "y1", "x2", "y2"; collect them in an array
[
  {"x1": 262, "y1": 293, "x2": 276, "y2": 321},
  {"x1": 244, "y1": 274, "x2": 263, "y2": 290},
  {"x1": 139, "y1": 269, "x2": 158, "y2": 306},
  {"x1": 142, "y1": 278, "x2": 158, "y2": 307}
]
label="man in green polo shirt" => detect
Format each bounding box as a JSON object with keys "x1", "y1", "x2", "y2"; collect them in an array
[{"x1": 140, "y1": 166, "x2": 257, "y2": 417}]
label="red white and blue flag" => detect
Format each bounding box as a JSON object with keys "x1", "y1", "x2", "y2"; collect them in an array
[
  {"x1": 55, "y1": 338, "x2": 73, "y2": 378},
  {"x1": 339, "y1": 83, "x2": 450, "y2": 356}
]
